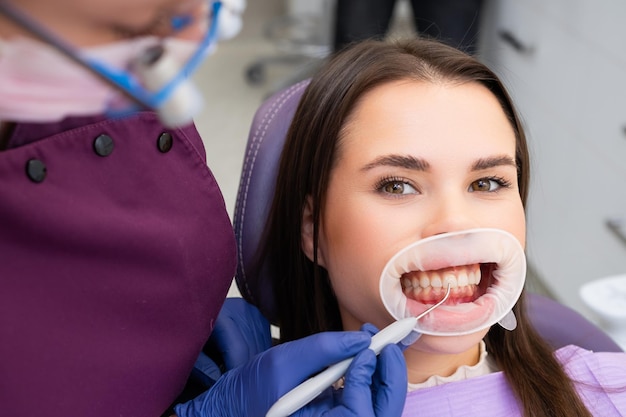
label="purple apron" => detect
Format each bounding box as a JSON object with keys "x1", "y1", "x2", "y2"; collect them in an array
[
  {"x1": 0, "y1": 112, "x2": 236, "y2": 416},
  {"x1": 402, "y1": 345, "x2": 626, "y2": 416}
]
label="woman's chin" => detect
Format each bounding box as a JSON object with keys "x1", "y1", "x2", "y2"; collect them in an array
[{"x1": 406, "y1": 328, "x2": 490, "y2": 356}]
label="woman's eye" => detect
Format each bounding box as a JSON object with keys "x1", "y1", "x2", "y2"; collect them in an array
[
  {"x1": 379, "y1": 180, "x2": 417, "y2": 195},
  {"x1": 469, "y1": 177, "x2": 509, "y2": 192}
]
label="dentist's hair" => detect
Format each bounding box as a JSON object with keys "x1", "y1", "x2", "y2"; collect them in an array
[{"x1": 260, "y1": 38, "x2": 592, "y2": 417}]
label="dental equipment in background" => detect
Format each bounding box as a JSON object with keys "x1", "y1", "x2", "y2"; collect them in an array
[{"x1": 265, "y1": 284, "x2": 452, "y2": 417}]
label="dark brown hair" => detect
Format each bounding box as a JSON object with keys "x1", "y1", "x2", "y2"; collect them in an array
[{"x1": 261, "y1": 38, "x2": 592, "y2": 417}]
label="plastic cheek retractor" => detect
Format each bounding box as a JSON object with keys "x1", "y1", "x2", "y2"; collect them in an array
[{"x1": 379, "y1": 228, "x2": 526, "y2": 336}]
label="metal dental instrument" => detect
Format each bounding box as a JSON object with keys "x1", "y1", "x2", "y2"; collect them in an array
[{"x1": 266, "y1": 284, "x2": 452, "y2": 417}]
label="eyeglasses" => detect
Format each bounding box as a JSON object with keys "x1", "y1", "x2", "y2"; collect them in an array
[{"x1": 0, "y1": 1, "x2": 223, "y2": 126}]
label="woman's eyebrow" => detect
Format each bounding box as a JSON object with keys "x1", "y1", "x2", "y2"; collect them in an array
[
  {"x1": 471, "y1": 155, "x2": 517, "y2": 171},
  {"x1": 361, "y1": 154, "x2": 430, "y2": 172}
]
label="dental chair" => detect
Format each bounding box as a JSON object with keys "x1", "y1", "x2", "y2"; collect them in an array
[
  {"x1": 232, "y1": 80, "x2": 624, "y2": 354},
  {"x1": 244, "y1": 1, "x2": 333, "y2": 93}
]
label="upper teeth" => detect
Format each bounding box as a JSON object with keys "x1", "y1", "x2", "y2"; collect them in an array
[{"x1": 401, "y1": 265, "x2": 481, "y2": 290}]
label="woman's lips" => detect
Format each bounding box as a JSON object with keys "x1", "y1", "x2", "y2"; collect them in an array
[
  {"x1": 400, "y1": 263, "x2": 490, "y2": 305},
  {"x1": 379, "y1": 230, "x2": 526, "y2": 336},
  {"x1": 399, "y1": 263, "x2": 498, "y2": 333}
]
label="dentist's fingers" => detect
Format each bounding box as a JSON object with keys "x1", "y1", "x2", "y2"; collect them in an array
[
  {"x1": 325, "y1": 349, "x2": 377, "y2": 417},
  {"x1": 276, "y1": 331, "x2": 371, "y2": 392},
  {"x1": 372, "y1": 344, "x2": 407, "y2": 417},
  {"x1": 360, "y1": 323, "x2": 380, "y2": 336}
]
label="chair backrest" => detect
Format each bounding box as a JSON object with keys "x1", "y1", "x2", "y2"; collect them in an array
[{"x1": 233, "y1": 81, "x2": 623, "y2": 353}]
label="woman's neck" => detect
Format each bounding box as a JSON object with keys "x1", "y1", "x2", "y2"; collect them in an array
[{"x1": 403, "y1": 343, "x2": 481, "y2": 384}]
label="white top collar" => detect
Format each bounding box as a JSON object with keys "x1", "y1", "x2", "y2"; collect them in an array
[{"x1": 407, "y1": 341, "x2": 498, "y2": 391}]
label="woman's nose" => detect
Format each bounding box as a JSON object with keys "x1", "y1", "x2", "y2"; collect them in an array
[{"x1": 420, "y1": 195, "x2": 481, "y2": 238}]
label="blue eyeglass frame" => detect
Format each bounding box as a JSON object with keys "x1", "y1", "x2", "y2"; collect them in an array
[{"x1": 0, "y1": 0, "x2": 222, "y2": 112}]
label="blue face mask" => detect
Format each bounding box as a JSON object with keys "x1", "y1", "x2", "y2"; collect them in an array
[{"x1": 0, "y1": 1, "x2": 224, "y2": 127}]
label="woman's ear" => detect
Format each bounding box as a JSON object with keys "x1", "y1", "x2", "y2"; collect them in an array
[{"x1": 301, "y1": 195, "x2": 326, "y2": 267}]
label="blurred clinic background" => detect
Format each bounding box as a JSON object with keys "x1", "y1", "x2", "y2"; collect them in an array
[{"x1": 195, "y1": 0, "x2": 626, "y2": 348}]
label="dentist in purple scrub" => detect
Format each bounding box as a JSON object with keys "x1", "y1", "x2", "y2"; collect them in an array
[{"x1": 0, "y1": 1, "x2": 407, "y2": 416}]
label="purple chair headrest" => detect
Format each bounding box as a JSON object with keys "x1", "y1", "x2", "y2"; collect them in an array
[
  {"x1": 233, "y1": 81, "x2": 623, "y2": 353},
  {"x1": 526, "y1": 293, "x2": 622, "y2": 352},
  {"x1": 234, "y1": 80, "x2": 310, "y2": 323}
]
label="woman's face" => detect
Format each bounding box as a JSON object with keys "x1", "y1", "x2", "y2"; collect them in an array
[{"x1": 303, "y1": 80, "x2": 525, "y2": 355}]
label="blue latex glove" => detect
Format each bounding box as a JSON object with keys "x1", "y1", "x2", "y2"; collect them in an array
[
  {"x1": 310, "y1": 344, "x2": 407, "y2": 417},
  {"x1": 174, "y1": 330, "x2": 407, "y2": 417},
  {"x1": 206, "y1": 297, "x2": 272, "y2": 370},
  {"x1": 188, "y1": 298, "x2": 272, "y2": 390}
]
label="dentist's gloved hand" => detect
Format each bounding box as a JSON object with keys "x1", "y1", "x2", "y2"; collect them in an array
[
  {"x1": 307, "y1": 343, "x2": 407, "y2": 417},
  {"x1": 205, "y1": 297, "x2": 272, "y2": 371},
  {"x1": 186, "y1": 298, "x2": 272, "y2": 390},
  {"x1": 174, "y1": 330, "x2": 407, "y2": 417}
]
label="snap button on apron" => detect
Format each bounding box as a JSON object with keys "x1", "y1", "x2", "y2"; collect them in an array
[
  {"x1": 157, "y1": 132, "x2": 173, "y2": 153},
  {"x1": 93, "y1": 134, "x2": 114, "y2": 157},
  {"x1": 26, "y1": 159, "x2": 47, "y2": 183}
]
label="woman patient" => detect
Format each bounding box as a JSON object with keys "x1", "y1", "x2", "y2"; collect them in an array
[{"x1": 256, "y1": 38, "x2": 626, "y2": 416}]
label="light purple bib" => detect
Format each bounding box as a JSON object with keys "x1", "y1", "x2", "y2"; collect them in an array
[
  {"x1": 0, "y1": 112, "x2": 236, "y2": 416},
  {"x1": 402, "y1": 345, "x2": 626, "y2": 416}
]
